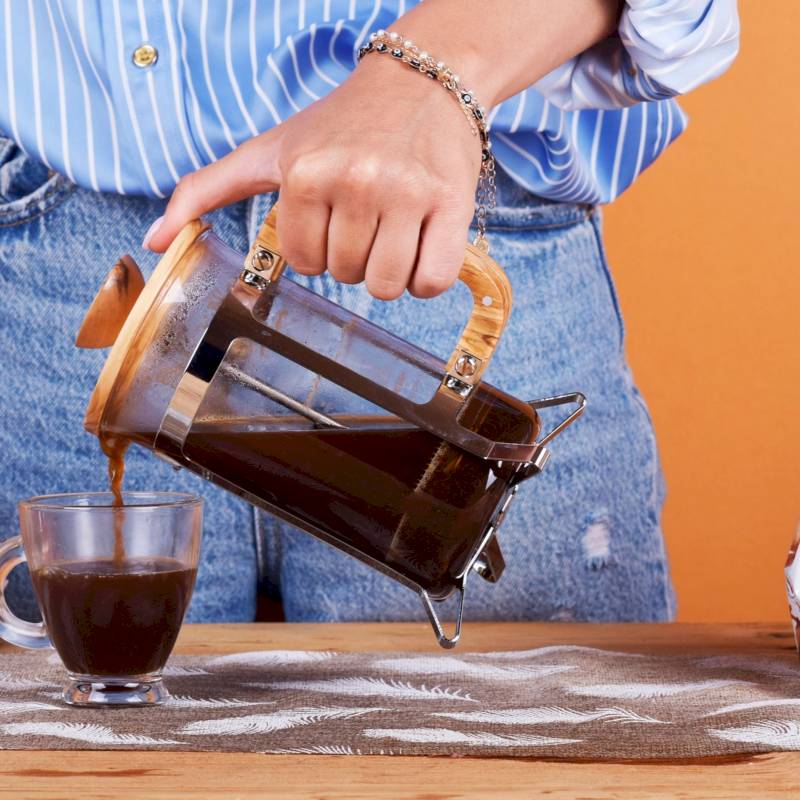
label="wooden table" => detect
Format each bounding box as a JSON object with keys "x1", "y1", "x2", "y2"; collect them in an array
[{"x1": 2, "y1": 622, "x2": 799, "y2": 799}]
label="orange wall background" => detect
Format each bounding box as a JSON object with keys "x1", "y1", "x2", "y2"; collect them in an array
[{"x1": 603, "y1": 2, "x2": 799, "y2": 622}]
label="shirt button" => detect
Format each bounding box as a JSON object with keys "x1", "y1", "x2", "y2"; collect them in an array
[{"x1": 132, "y1": 44, "x2": 158, "y2": 68}]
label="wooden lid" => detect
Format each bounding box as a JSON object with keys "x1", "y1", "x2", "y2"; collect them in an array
[
  {"x1": 84, "y1": 220, "x2": 211, "y2": 436},
  {"x1": 75, "y1": 255, "x2": 146, "y2": 349}
]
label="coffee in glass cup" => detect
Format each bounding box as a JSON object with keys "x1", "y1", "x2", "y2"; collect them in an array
[{"x1": 0, "y1": 492, "x2": 201, "y2": 706}]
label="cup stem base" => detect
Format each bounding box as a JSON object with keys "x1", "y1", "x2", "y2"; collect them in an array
[{"x1": 63, "y1": 674, "x2": 168, "y2": 706}]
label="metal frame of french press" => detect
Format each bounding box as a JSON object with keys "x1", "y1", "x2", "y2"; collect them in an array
[{"x1": 155, "y1": 206, "x2": 585, "y2": 648}]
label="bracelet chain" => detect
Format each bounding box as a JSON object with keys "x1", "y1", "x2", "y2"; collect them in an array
[{"x1": 358, "y1": 29, "x2": 496, "y2": 251}]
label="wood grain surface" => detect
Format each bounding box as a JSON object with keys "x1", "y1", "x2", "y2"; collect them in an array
[
  {"x1": 445, "y1": 243, "x2": 512, "y2": 383},
  {"x1": 1, "y1": 622, "x2": 799, "y2": 799}
]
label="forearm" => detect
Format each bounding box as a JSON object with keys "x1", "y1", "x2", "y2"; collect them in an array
[
  {"x1": 388, "y1": 0, "x2": 623, "y2": 107},
  {"x1": 151, "y1": 1, "x2": 626, "y2": 299}
]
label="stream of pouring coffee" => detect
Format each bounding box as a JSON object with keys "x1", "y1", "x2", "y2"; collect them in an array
[
  {"x1": 77, "y1": 255, "x2": 145, "y2": 563},
  {"x1": 99, "y1": 433, "x2": 129, "y2": 563}
]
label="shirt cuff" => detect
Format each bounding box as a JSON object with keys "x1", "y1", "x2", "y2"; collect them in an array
[{"x1": 532, "y1": 0, "x2": 740, "y2": 111}]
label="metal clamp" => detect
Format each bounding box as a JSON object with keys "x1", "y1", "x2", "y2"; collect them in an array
[
  {"x1": 530, "y1": 392, "x2": 587, "y2": 448},
  {"x1": 418, "y1": 572, "x2": 468, "y2": 649},
  {"x1": 416, "y1": 509, "x2": 504, "y2": 647},
  {"x1": 512, "y1": 392, "x2": 587, "y2": 485},
  {"x1": 442, "y1": 349, "x2": 482, "y2": 399},
  {"x1": 240, "y1": 246, "x2": 285, "y2": 290}
]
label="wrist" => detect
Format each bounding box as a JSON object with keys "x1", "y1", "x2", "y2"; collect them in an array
[
  {"x1": 384, "y1": 25, "x2": 502, "y2": 109},
  {"x1": 354, "y1": 36, "x2": 490, "y2": 163},
  {"x1": 355, "y1": 31, "x2": 497, "y2": 245},
  {"x1": 387, "y1": 0, "x2": 623, "y2": 109},
  {"x1": 352, "y1": 50, "x2": 481, "y2": 144}
]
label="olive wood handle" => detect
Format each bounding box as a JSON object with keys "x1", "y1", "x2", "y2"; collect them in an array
[
  {"x1": 446, "y1": 242, "x2": 512, "y2": 386},
  {"x1": 249, "y1": 204, "x2": 512, "y2": 386}
]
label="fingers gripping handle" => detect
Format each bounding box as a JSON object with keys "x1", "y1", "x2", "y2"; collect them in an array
[
  {"x1": 0, "y1": 538, "x2": 50, "y2": 650},
  {"x1": 249, "y1": 205, "x2": 512, "y2": 388}
]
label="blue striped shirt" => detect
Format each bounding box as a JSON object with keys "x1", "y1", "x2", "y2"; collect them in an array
[{"x1": 0, "y1": 1, "x2": 739, "y2": 203}]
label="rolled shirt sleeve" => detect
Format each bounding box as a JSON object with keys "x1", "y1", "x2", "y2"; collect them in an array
[{"x1": 533, "y1": 0, "x2": 740, "y2": 110}]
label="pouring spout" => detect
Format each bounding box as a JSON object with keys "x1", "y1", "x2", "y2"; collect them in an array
[{"x1": 75, "y1": 254, "x2": 145, "y2": 349}]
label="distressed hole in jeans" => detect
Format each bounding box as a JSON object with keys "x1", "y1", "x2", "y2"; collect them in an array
[{"x1": 582, "y1": 514, "x2": 615, "y2": 571}]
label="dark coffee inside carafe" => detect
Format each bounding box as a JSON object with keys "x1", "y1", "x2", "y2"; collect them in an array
[
  {"x1": 178, "y1": 389, "x2": 538, "y2": 598},
  {"x1": 99, "y1": 267, "x2": 542, "y2": 599}
]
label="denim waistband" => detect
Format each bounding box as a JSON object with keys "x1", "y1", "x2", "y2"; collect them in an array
[{"x1": 483, "y1": 165, "x2": 592, "y2": 230}]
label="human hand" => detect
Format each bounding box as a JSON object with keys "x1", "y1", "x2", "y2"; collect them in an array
[{"x1": 145, "y1": 55, "x2": 481, "y2": 300}]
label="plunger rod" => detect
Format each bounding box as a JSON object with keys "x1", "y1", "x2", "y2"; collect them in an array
[{"x1": 219, "y1": 363, "x2": 344, "y2": 430}]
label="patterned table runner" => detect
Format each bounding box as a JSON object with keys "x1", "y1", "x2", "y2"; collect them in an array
[{"x1": 2, "y1": 646, "x2": 800, "y2": 758}]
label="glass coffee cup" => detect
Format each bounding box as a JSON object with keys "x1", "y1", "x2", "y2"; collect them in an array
[{"x1": 0, "y1": 492, "x2": 202, "y2": 706}]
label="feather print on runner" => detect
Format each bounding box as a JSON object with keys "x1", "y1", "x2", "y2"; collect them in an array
[
  {"x1": 694, "y1": 655, "x2": 800, "y2": 678},
  {"x1": 708, "y1": 720, "x2": 800, "y2": 748},
  {"x1": 266, "y1": 745, "x2": 360, "y2": 755},
  {"x1": 250, "y1": 677, "x2": 478, "y2": 703},
  {"x1": 431, "y1": 706, "x2": 669, "y2": 725},
  {"x1": 0, "y1": 722, "x2": 181, "y2": 746},
  {"x1": 161, "y1": 665, "x2": 211, "y2": 677},
  {"x1": 362, "y1": 728, "x2": 581, "y2": 747},
  {"x1": 568, "y1": 679, "x2": 753, "y2": 699},
  {"x1": 0, "y1": 673, "x2": 58, "y2": 691},
  {"x1": 371, "y1": 656, "x2": 575, "y2": 680},
  {"x1": 479, "y1": 645, "x2": 646, "y2": 660},
  {"x1": 206, "y1": 650, "x2": 337, "y2": 668},
  {"x1": 167, "y1": 695, "x2": 276, "y2": 709},
  {"x1": 179, "y1": 707, "x2": 383, "y2": 737},
  {"x1": 0, "y1": 700, "x2": 64, "y2": 716},
  {"x1": 704, "y1": 698, "x2": 800, "y2": 717}
]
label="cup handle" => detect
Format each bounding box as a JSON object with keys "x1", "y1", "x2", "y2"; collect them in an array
[{"x1": 0, "y1": 537, "x2": 51, "y2": 650}]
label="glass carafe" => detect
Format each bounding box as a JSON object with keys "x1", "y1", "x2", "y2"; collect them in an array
[{"x1": 83, "y1": 207, "x2": 584, "y2": 646}]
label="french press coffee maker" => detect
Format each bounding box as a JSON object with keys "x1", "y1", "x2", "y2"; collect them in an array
[{"x1": 82, "y1": 206, "x2": 584, "y2": 647}]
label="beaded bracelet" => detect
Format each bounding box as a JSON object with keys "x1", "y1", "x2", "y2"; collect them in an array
[{"x1": 358, "y1": 29, "x2": 496, "y2": 250}]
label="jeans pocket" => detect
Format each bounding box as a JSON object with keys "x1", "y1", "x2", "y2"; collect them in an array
[{"x1": 0, "y1": 137, "x2": 74, "y2": 227}]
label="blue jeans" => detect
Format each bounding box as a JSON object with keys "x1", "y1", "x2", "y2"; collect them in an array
[{"x1": 0, "y1": 135, "x2": 675, "y2": 623}]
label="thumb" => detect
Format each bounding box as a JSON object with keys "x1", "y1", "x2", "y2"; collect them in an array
[{"x1": 145, "y1": 132, "x2": 282, "y2": 253}]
